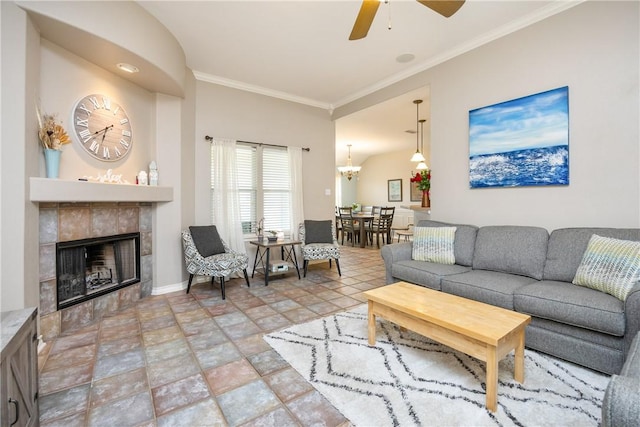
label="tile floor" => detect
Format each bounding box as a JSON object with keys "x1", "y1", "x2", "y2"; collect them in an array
[{"x1": 38, "y1": 243, "x2": 387, "y2": 426}]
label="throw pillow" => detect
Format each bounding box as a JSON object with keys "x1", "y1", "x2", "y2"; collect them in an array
[
  {"x1": 304, "y1": 220, "x2": 334, "y2": 244},
  {"x1": 412, "y1": 226, "x2": 456, "y2": 264},
  {"x1": 572, "y1": 234, "x2": 640, "y2": 301},
  {"x1": 189, "y1": 225, "x2": 226, "y2": 257}
]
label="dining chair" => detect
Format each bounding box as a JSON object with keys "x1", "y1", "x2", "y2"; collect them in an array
[
  {"x1": 338, "y1": 206, "x2": 360, "y2": 246},
  {"x1": 368, "y1": 208, "x2": 394, "y2": 248},
  {"x1": 182, "y1": 225, "x2": 250, "y2": 299}
]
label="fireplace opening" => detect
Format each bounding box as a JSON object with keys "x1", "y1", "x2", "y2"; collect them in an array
[{"x1": 56, "y1": 232, "x2": 141, "y2": 310}]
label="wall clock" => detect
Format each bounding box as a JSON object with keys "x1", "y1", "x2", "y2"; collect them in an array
[{"x1": 72, "y1": 94, "x2": 133, "y2": 161}]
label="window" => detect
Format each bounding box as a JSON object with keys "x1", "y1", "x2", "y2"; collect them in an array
[{"x1": 211, "y1": 143, "x2": 291, "y2": 236}]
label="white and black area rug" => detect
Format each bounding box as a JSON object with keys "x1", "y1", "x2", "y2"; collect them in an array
[{"x1": 264, "y1": 306, "x2": 610, "y2": 427}]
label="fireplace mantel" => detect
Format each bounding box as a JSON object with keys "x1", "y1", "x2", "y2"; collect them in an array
[{"x1": 30, "y1": 177, "x2": 173, "y2": 203}]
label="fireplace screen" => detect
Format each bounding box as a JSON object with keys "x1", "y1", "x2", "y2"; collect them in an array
[{"x1": 56, "y1": 233, "x2": 140, "y2": 309}]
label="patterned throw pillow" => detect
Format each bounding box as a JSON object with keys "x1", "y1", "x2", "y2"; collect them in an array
[
  {"x1": 573, "y1": 234, "x2": 640, "y2": 301},
  {"x1": 412, "y1": 226, "x2": 456, "y2": 264}
]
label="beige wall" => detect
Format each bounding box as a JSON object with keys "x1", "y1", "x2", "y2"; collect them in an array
[
  {"x1": 335, "y1": 1, "x2": 640, "y2": 231},
  {"x1": 194, "y1": 82, "x2": 336, "y2": 227},
  {"x1": 355, "y1": 148, "x2": 431, "y2": 209}
]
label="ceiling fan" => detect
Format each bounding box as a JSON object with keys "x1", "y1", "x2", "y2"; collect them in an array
[{"x1": 349, "y1": 0, "x2": 466, "y2": 40}]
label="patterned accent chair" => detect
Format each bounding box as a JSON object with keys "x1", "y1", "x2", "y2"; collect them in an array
[
  {"x1": 182, "y1": 226, "x2": 250, "y2": 299},
  {"x1": 299, "y1": 220, "x2": 341, "y2": 277}
]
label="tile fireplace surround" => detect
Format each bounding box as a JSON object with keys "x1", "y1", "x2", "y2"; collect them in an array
[{"x1": 38, "y1": 202, "x2": 153, "y2": 341}]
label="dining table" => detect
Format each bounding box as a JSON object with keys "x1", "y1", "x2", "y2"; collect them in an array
[{"x1": 352, "y1": 213, "x2": 375, "y2": 248}]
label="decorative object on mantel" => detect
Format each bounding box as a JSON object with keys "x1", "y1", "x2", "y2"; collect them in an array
[
  {"x1": 149, "y1": 161, "x2": 158, "y2": 186},
  {"x1": 83, "y1": 169, "x2": 130, "y2": 184},
  {"x1": 37, "y1": 106, "x2": 70, "y2": 178},
  {"x1": 410, "y1": 169, "x2": 431, "y2": 207},
  {"x1": 137, "y1": 170, "x2": 148, "y2": 185}
]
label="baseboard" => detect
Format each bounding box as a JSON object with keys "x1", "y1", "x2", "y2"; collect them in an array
[{"x1": 151, "y1": 280, "x2": 187, "y2": 295}]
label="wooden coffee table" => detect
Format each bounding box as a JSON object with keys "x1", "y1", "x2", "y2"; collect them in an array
[{"x1": 363, "y1": 281, "x2": 531, "y2": 412}]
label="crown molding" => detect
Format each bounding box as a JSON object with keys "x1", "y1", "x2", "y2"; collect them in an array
[{"x1": 193, "y1": 71, "x2": 333, "y2": 112}]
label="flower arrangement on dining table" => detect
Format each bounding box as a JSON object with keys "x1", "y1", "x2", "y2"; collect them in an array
[
  {"x1": 410, "y1": 169, "x2": 431, "y2": 194},
  {"x1": 37, "y1": 107, "x2": 71, "y2": 150}
]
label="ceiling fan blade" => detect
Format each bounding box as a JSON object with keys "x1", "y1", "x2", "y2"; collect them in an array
[
  {"x1": 349, "y1": 0, "x2": 381, "y2": 40},
  {"x1": 416, "y1": 0, "x2": 465, "y2": 18}
]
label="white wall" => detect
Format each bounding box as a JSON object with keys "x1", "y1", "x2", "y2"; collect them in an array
[{"x1": 335, "y1": 1, "x2": 639, "y2": 231}]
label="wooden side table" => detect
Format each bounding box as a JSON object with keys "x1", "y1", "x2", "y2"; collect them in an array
[{"x1": 250, "y1": 239, "x2": 301, "y2": 286}]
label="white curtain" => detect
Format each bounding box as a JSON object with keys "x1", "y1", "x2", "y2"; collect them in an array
[
  {"x1": 288, "y1": 146, "x2": 304, "y2": 241},
  {"x1": 211, "y1": 138, "x2": 246, "y2": 254}
]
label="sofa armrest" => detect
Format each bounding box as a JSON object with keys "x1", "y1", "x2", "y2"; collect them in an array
[
  {"x1": 623, "y1": 283, "x2": 640, "y2": 358},
  {"x1": 380, "y1": 242, "x2": 413, "y2": 284},
  {"x1": 602, "y1": 375, "x2": 640, "y2": 427}
]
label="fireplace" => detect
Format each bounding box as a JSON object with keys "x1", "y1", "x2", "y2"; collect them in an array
[{"x1": 56, "y1": 233, "x2": 141, "y2": 310}]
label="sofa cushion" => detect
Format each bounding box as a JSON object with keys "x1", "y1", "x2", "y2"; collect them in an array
[
  {"x1": 416, "y1": 220, "x2": 478, "y2": 266},
  {"x1": 412, "y1": 226, "x2": 456, "y2": 264},
  {"x1": 392, "y1": 260, "x2": 471, "y2": 290},
  {"x1": 544, "y1": 228, "x2": 640, "y2": 282},
  {"x1": 514, "y1": 280, "x2": 625, "y2": 336},
  {"x1": 572, "y1": 235, "x2": 640, "y2": 301},
  {"x1": 304, "y1": 220, "x2": 334, "y2": 244},
  {"x1": 189, "y1": 225, "x2": 225, "y2": 257},
  {"x1": 472, "y1": 225, "x2": 548, "y2": 280},
  {"x1": 441, "y1": 270, "x2": 537, "y2": 310}
]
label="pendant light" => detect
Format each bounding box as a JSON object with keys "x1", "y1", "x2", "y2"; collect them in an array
[
  {"x1": 416, "y1": 119, "x2": 428, "y2": 170},
  {"x1": 337, "y1": 144, "x2": 361, "y2": 181},
  {"x1": 410, "y1": 99, "x2": 426, "y2": 162}
]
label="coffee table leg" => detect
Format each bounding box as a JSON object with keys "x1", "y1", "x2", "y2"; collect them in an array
[
  {"x1": 486, "y1": 347, "x2": 498, "y2": 412},
  {"x1": 367, "y1": 300, "x2": 376, "y2": 345},
  {"x1": 514, "y1": 330, "x2": 525, "y2": 383}
]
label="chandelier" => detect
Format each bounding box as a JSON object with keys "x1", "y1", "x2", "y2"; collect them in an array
[
  {"x1": 410, "y1": 99, "x2": 426, "y2": 163},
  {"x1": 337, "y1": 144, "x2": 361, "y2": 181}
]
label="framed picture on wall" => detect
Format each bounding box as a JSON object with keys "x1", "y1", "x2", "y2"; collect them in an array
[
  {"x1": 468, "y1": 86, "x2": 569, "y2": 188},
  {"x1": 410, "y1": 181, "x2": 422, "y2": 202},
  {"x1": 388, "y1": 179, "x2": 402, "y2": 202}
]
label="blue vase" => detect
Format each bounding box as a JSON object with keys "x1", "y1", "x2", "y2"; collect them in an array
[{"x1": 44, "y1": 149, "x2": 61, "y2": 178}]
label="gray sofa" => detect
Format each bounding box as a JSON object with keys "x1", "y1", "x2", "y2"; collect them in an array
[
  {"x1": 602, "y1": 331, "x2": 640, "y2": 426},
  {"x1": 381, "y1": 220, "x2": 640, "y2": 376}
]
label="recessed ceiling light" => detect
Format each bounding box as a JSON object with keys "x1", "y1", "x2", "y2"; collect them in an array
[
  {"x1": 117, "y1": 63, "x2": 139, "y2": 73},
  {"x1": 396, "y1": 53, "x2": 415, "y2": 63}
]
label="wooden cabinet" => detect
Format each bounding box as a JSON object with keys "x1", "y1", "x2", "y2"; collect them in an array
[{"x1": 1, "y1": 308, "x2": 39, "y2": 427}]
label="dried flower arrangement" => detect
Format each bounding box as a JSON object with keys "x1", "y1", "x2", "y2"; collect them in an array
[{"x1": 37, "y1": 107, "x2": 70, "y2": 150}]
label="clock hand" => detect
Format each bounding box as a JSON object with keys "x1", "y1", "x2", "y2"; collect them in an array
[{"x1": 93, "y1": 124, "x2": 114, "y2": 135}]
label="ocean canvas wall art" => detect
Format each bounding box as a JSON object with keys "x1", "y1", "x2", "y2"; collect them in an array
[{"x1": 469, "y1": 86, "x2": 569, "y2": 188}]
